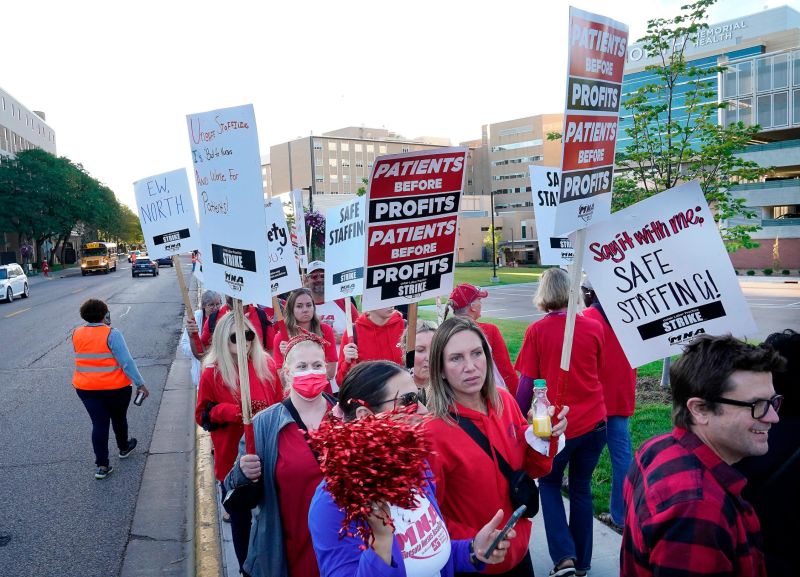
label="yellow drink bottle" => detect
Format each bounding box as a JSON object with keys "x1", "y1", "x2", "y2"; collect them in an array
[{"x1": 530, "y1": 379, "x2": 552, "y2": 438}]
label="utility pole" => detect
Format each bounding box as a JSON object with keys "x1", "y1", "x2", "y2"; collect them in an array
[
  {"x1": 302, "y1": 186, "x2": 313, "y2": 213},
  {"x1": 489, "y1": 188, "x2": 499, "y2": 283},
  {"x1": 308, "y1": 133, "x2": 316, "y2": 213}
]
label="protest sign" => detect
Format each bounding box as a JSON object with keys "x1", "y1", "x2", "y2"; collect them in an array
[
  {"x1": 362, "y1": 148, "x2": 467, "y2": 311},
  {"x1": 264, "y1": 198, "x2": 303, "y2": 296},
  {"x1": 580, "y1": 181, "x2": 756, "y2": 368},
  {"x1": 187, "y1": 104, "x2": 270, "y2": 303},
  {"x1": 133, "y1": 168, "x2": 200, "y2": 260},
  {"x1": 277, "y1": 190, "x2": 309, "y2": 270},
  {"x1": 529, "y1": 166, "x2": 574, "y2": 265},
  {"x1": 325, "y1": 197, "x2": 366, "y2": 300},
  {"x1": 554, "y1": 7, "x2": 629, "y2": 235}
]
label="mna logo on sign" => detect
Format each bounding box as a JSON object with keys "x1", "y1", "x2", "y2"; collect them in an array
[
  {"x1": 338, "y1": 283, "x2": 356, "y2": 295},
  {"x1": 164, "y1": 242, "x2": 182, "y2": 252},
  {"x1": 667, "y1": 327, "x2": 706, "y2": 346},
  {"x1": 578, "y1": 202, "x2": 595, "y2": 223},
  {"x1": 225, "y1": 271, "x2": 244, "y2": 292}
]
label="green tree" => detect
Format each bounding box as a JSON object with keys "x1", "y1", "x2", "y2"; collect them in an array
[
  {"x1": 357, "y1": 177, "x2": 369, "y2": 196},
  {"x1": 483, "y1": 226, "x2": 502, "y2": 263},
  {"x1": 550, "y1": 0, "x2": 768, "y2": 251}
]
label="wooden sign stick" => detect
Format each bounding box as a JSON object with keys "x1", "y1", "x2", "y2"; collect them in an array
[
  {"x1": 232, "y1": 299, "x2": 256, "y2": 454},
  {"x1": 174, "y1": 254, "x2": 203, "y2": 354}
]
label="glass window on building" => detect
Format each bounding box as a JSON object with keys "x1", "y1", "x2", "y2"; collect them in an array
[
  {"x1": 328, "y1": 142, "x2": 337, "y2": 152},
  {"x1": 794, "y1": 89, "x2": 800, "y2": 124},
  {"x1": 315, "y1": 175, "x2": 324, "y2": 183},
  {"x1": 774, "y1": 91, "x2": 789, "y2": 127},
  {"x1": 315, "y1": 156, "x2": 323, "y2": 167},
  {"x1": 341, "y1": 142, "x2": 349, "y2": 152},
  {"x1": 794, "y1": 51, "x2": 800, "y2": 87},
  {"x1": 757, "y1": 56, "x2": 772, "y2": 93},
  {"x1": 402, "y1": 146, "x2": 410, "y2": 153},
  {"x1": 329, "y1": 158, "x2": 337, "y2": 170},
  {"x1": 367, "y1": 144, "x2": 374, "y2": 153},
  {"x1": 313, "y1": 140, "x2": 323, "y2": 150},
  {"x1": 774, "y1": 53, "x2": 789, "y2": 90},
  {"x1": 355, "y1": 143, "x2": 362, "y2": 152},
  {"x1": 739, "y1": 97, "x2": 753, "y2": 126},
  {"x1": 758, "y1": 94, "x2": 772, "y2": 127},
  {"x1": 379, "y1": 144, "x2": 387, "y2": 154}
]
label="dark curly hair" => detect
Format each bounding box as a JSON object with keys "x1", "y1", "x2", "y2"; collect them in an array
[{"x1": 79, "y1": 299, "x2": 109, "y2": 323}]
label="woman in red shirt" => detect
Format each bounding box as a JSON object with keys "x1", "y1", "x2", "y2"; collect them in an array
[
  {"x1": 195, "y1": 312, "x2": 281, "y2": 575},
  {"x1": 273, "y1": 289, "x2": 338, "y2": 385},
  {"x1": 425, "y1": 316, "x2": 569, "y2": 576},
  {"x1": 225, "y1": 334, "x2": 336, "y2": 577},
  {"x1": 514, "y1": 268, "x2": 606, "y2": 577}
]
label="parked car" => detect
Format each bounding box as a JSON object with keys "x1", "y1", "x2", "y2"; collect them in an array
[
  {"x1": 128, "y1": 250, "x2": 141, "y2": 263},
  {"x1": 155, "y1": 256, "x2": 174, "y2": 267},
  {"x1": 776, "y1": 213, "x2": 800, "y2": 220},
  {"x1": 0, "y1": 263, "x2": 30, "y2": 302},
  {"x1": 132, "y1": 256, "x2": 159, "y2": 277}
]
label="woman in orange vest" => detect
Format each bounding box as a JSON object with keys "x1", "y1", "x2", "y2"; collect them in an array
[{"x1": 72, "y1": 299, "x2": 149, "y2": 480}]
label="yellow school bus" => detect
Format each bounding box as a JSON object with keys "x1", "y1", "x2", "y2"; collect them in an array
[{"x1": 80, "y1": 242, "x2": 118, "y2": 275}]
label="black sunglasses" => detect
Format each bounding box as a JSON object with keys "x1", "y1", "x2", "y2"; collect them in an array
[
  {"x1": 378, "y1": 391, "x2": 421, "y2": 410},
  {"x1": 229, "y1": 330, "x2": 256, "y2": 344},
  {"x1": 708, "y1": 394, "x2": 783, "y2": 420}
]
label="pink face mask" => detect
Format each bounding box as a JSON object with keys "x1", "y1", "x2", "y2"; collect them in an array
[{"x1": 291, "y1": 370, "x2": 328, "y2": 399}]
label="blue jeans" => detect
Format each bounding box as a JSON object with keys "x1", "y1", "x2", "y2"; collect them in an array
[
  {"x1": 606, "y1": 416, "x2": 633, "y2": 526},
  {"x1": 538, "y1": 423, "x2": 606, "y2": 571}
]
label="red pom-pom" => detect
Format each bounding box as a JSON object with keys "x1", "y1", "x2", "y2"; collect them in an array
[{"x1": 308, "y1": 407, "x2": 431, "y2": 546}]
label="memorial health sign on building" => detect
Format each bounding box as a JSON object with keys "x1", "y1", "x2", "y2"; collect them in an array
[
  {"x1": 529, "y1": 166, "x2": 573, "y2": 265},
  {"x1": 580, "y1": 181, "x2": 756, "y2": 368},
  {"x1": 187, "y1": 104, "x2": 270, "y2": 303},
  {"x1": 133, "y1": 168, "x2": 200, "y2": 260},
  {"x1": 554, "y1": 8, "x2": 629, "y2": 235},
  {"x1": 326, "y1": 196, "x2": 366, "y2": 299},
  {"x1": 362, "y1": 148, "x2": 467, "y2": 311}
]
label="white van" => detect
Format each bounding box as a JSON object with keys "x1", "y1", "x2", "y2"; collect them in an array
[{"x1": 0, "y1": 263, "x2": 30, "y2": 302}]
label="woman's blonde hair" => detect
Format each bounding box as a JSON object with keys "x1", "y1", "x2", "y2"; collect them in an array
[
  {"x1": 400, "y1": 319, "x2": 438, "y2": 351},
  {"x1": 426, "y1": 316, "x2": 501, "y2": 423},
  {"x1": 284, "y1": 288, "x2": 323, "y2": 338},
  {"x1": 203, "y1": 312, "x2": 272, "y2": 395},
  {"x1": 534, "y1": 267, "x2": 570, "y2": 312}
]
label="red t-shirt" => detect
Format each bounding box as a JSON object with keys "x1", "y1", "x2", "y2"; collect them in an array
[
  {"x1": 478, "y1": 321, "x2": 520, "y2": 397},
  {"x1": 195, "y1": 360, "x2": 281, "y2": 481},
  {"x1": 272, "y1": 323, "x2": 338, "y2": 369},
  {"x1": 275, "y1": 424, "x2": 324, "y2": 577},
  {"x1": 514, "y1": 312, "x2": 606, "y2": 439},
  {"x1": 336, "y1": 311, "x2": 405, "y2": 385},
  {"x1": 425, "y1": 388, "x2": 553, "y2": 574},
  {"x1": 582, "y1": 306, "x2": 636, "y2": 417}
]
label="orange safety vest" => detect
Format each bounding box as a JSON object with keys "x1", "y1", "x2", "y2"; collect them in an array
[{"x1": 72, "y1": 325, "x2": 131, "y2": 390}]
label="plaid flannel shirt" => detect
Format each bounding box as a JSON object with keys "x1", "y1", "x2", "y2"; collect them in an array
[{"x1": 621, "y1": 428, "x2": 766, "y2": 577}]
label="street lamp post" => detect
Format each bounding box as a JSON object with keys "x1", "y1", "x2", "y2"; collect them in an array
[
  {"x1": 302, "y1": 185, "x2": 313, "y2": 213},
  {"x1": 489, "y1": 189, "x2": 499, "y2": 283}
]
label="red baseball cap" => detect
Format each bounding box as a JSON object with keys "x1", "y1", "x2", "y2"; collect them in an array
[{"x1": 449, "y1": 283, "x2": 488, "y2": 309}]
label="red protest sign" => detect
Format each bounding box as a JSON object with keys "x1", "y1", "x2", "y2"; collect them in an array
[{"x1": 362, "y1": 148, "x2": 467, "y2": 311}]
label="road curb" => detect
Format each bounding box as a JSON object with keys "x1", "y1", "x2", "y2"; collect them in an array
[
  {"x1": 195, "y1": 426, "x2": 223, "y2": 577},
  {"x1": 119, "y1": 352, "x2": 198, "y2": 577}
]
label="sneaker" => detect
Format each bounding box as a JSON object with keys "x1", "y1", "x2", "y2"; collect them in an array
[
  {"x1": 549, "y1": 562, "x2": 576, "y2": 577},
  {"x1": 95, "y1": 465, "x2": 114, "y2": 480},
  {"x1": 598, "y1": 512, "x2": 624, "y2": 535},
  {"x1": 575, "y1": 571, "x2": 589, "y2": 577},
  {"x1": 119, "y1": 438, "x2": 138, "y2": 459}
]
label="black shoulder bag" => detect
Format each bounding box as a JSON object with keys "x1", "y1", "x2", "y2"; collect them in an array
[{"x1": 450, "y1": 413, "x2": 539, "y2": 518}]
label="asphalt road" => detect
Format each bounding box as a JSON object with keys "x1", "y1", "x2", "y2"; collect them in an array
[
  {"x1": 477, "y1": 278, "x2": 800, "y2": 341},
  {"x1": 0, "y1": 260, "x2": 187, "y2": 577}
]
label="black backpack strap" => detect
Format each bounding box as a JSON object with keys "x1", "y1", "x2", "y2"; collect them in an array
[
  {"x1": 253, "y1": 306, "x2": 271, "y2": 349},
  {"x1": 450, "y1": 412, "x2": 517, "y2": 482}
]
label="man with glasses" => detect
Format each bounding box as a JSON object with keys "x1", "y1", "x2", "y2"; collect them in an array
[
  {"x1": 621, "y1": 334, "x2": 785, "y2": 577},
  {"x1": 304, "y1": 261, "x2": 358, "y2": 346}
]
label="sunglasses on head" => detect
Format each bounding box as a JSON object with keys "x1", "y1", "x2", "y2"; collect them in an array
[{"x1": 229, "y1": 330, "x2": 256, "y2": 344}]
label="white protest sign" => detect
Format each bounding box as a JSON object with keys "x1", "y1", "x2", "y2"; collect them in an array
[
  {"x1": 264, "y1": 198, "x2": 303, "y2": 296},
  {"x1": 325, "y1": 197, "x2": 366, "y2": 299},
  {"x1": 187, "y1": 104, "x2": 270, "y2": 303},
  {"x1": 277, "y1": 190, "x2": 309, "y2": 269},
  {"x1": 580, "y1": 181, "x2": 756, "y2": 367},
  {"x1": 362, "y1": 148, "x2": 467, "y2": 311},
  {"x1": 133, "y1": 168, "x2": 200, "y2": 260},
  {"x1": 554, "y1": 8, "x2": 629, "y2": 235},
  {"x1": 529, "y1": 166, "x2": 574, "y2": 266}
]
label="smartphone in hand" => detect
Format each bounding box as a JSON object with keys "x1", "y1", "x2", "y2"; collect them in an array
[
  {"x1": 134, "y1": 389, "x2": 145, "y2": 406},
  {"x1": 483, "y1": 504, "x2": 527, "y2": 559}
]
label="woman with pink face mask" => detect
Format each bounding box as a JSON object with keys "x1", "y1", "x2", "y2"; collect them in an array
[{"x1": 224, "y1": 332, "x2": 336, "y2": 577}]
